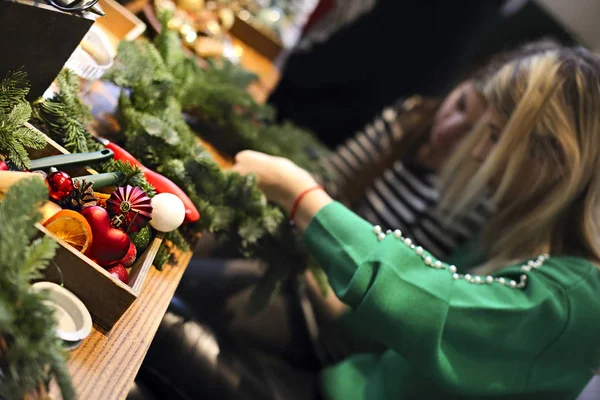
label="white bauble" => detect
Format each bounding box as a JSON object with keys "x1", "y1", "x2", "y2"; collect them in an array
[{"x1": 150, "y1": 193, "x2": 185, "y2": 232}]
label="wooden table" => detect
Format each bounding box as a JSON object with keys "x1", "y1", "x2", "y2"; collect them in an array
[
  {"x1": 50, "y1": 27, "x2": 277, "y2": 400},
  {"x1": 53, "y1": 249, "x2": 193, "y2": 400}
]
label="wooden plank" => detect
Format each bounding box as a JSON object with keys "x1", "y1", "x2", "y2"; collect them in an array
[
  {"x1": 50, "y1": 246, "x2": 193, "y2": 400},
  {"x1": 129, "y1": 232, "x2": 164, "y2": 292}
]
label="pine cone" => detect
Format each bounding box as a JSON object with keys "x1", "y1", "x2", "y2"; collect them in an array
[{"x1": 59, "y1": 179, "x2": 98, "y2": 211}]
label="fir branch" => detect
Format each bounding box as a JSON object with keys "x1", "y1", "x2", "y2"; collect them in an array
[
  {"x1": 153, "y1": 243, "x2": 171, "y2": 271},
  {"x1": 101, "y1": 16, "x2": 329, "y2": 306},
  {"x1": 245, "y1": 261, "x2": 286, "y2": 314},
  {"x1": 166, "y1": 229, "x2": 190, "y2": 252},
  {"x1": 32, "y1": 92, "x2": 94, "y2": 154},
  {"x1": 0, "y1": 178, "x2": 73, "y2": 399},
  {"x1": 0, "y1": 178, "x2": 47, "y2": 272},
  {"x1": 55, "y1": 69, "x2": 93, "y2": 124},
  {"x1": 205, "y1": 58, "x2": 258, "y2": 90},
  {"x1": 0, "y1": 72, "x2": 46, "y2": 170},
  {"x1": 0, "y1": 71, "x2": 30, "y2": 113},
  {"x1": 20, "y1": 237, "x2": 59, "y2": 283},
  {"x1": 101, "y1": 159, "x2": 156, "y2": 197}
]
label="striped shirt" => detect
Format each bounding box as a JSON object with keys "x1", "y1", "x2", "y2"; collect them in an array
[{"x1": 322, "y1": 101, "x2": 493, "y2": 259}]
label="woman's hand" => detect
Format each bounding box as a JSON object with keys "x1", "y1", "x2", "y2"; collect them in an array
[
  {"x1": 232, "y1": 150, "x2": 333, "y2": 230},
  {"x1": 232, "y1": 150, "x2": 318, "y2": 210}
]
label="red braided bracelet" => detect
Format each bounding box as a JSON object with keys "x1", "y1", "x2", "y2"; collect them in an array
[{"x1": 289, "y1": 185, "x2": 324, "y2": 222}]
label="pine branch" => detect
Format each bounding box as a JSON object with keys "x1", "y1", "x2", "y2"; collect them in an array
[
  {"x1": 0, "y1": 71, "x2": 46, "y2": 170},
  {"x1": 55, "y1": 69, "x2": 93, "y2": 124},
  {"x1": 101, "y1": 159, "x2": 156, "y2": 197},
  {"x1": 0, "y1": 70, "x2": 30, "y2": 113},
  {"x1": 166, "y1": 229, "x2": 190, "y2": 252},
  {"x1": 0, "y1": 178, "x2": 73, "y2": 400},
  {"x1": 32, "y1": 95, "x2": 92, "y2": 154},
  {"x1": 20, "y1": 237, "x2": 59, "y2": 283},
  {"x1": 153, "y1": 243, "x2": 171, "y2": 271}
]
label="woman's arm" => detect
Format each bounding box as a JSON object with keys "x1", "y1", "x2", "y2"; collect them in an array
[
  {"x1": 232, "y1": 151, "x2": 573, "y2": 392},
  {"x1": 302, "y1": 201, "x2": 574, "y2": 392}
]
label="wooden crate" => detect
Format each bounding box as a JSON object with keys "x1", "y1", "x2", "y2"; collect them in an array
[
  {"x1": 96, "y1": 0, "x2": 147, "y2": 56},
  {"x1": 27, "y1": 124, "x2": 163, "y2": 331},
  {"x1": 230, "y1": 13, "x2": 283, "y2": 61}
]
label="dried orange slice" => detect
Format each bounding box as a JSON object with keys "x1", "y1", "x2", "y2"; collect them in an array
[{"x1": 43, "y1": 210, "x2": 93, "y2": 253}]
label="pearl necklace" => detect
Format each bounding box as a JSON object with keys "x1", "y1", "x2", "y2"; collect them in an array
[{"x1": 372, "y1": 225, "x2": 549, "y2": 289}]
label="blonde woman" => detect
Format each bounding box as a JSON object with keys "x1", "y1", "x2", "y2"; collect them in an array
[{"x1": 232, "y1": 46, "x2": 600, "y2": 399}]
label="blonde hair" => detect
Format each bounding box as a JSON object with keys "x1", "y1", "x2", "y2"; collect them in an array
[{"x1": 441, "y1": 47, "x2": 600, "y2": 271}]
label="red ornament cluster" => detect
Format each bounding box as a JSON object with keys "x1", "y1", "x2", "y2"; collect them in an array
[
  {"x1": 81, "y1": 206, "x2": 131, "y2": 267},
  {"x1": 46, "y1": 169, "x2": 74, "y2": 201},
  {"x1": 42, "y1": 169, "x2": 148, "y2": 284}
]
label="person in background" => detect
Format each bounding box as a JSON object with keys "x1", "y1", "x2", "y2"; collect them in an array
[
  {"x1": 292, "y1": 40, "x2": 560, "y2": 364},
  {"x1": 320, "y1": 39, "x2": 559, "y2": 260},
  {"x1": 232, "y1": 44, "x2": 600, "y2": 399},
  {"x1": 170, "y1": 43, "x2": 558, "y2": 372}
]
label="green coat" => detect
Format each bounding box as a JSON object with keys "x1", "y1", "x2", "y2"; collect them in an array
[{"x1": 304, "y1": 202, "x2": 600, "y2": 399}]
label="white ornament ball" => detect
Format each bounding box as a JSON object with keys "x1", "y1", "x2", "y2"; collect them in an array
[{"x1": 150, "y1": 193, "x2": 186, "y2": 232}]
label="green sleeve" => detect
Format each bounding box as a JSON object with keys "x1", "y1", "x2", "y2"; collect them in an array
[{"x1": 304, "y1": 202, "x2": 569, "y2": 392}]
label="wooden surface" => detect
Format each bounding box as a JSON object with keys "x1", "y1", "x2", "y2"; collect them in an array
[{"x1": 51, "y1": 247, "x2": 193, "y2": 400}]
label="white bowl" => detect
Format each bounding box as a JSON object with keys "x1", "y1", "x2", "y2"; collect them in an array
[
  {"x1": 65, "y1": 25, "x2": 114, "y2": 81},
  {"x1": 31, "y1": 281, "x2": 93, "y2": 343}
]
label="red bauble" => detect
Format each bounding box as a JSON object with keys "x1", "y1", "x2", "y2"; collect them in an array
[
  {"x1": 0, "y1": 161, "x2": 8, "y2": 171},
  {"x1": 46, "y1": 169, "x2": 74, "y2": 201},
  {"x1": 81, "y1": 206, "x2": 131, "y2": 266},
  {"x1": 107, "y1": 264, "x2": 129, "y2": 284},
  {"x1": 106, "y1": 185, "x2": 153, "y2": 232},
  {"x1": 118, "y1": 241, "x2": 137, "y2": 268}
]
